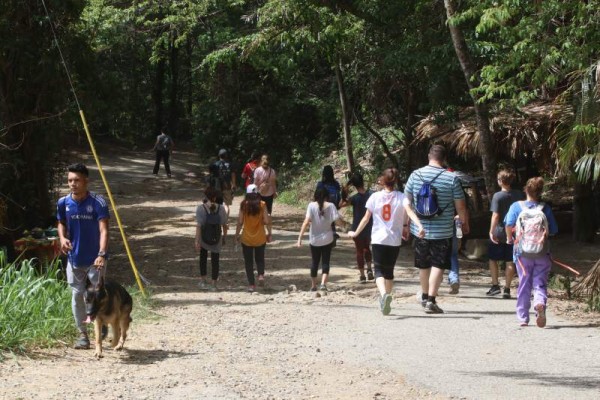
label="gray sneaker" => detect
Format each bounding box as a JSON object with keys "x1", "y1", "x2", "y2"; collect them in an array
[
  {"x1": 425, "y1": 301, "x2": 444, "y2": 314},
  {"x1": 318, "y1": 284, "x2": 328, "y2": 293},
  {"x1": 380, "y1": 294, "x2": 393, "y2": 316},
  {"x1": 416, "y1": 291, "x2": 427, "y2": 308},
  {"x1": 74, "y1": 333, "x2": 90, "y2": 349},
  {"x1": 198, "y1": 280, "x2": 209, "y2": 290},
  {"x1": 449, "y1": 282, "x2": 460, "y2": 295}
]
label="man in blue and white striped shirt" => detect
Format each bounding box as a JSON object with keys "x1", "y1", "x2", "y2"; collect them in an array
[{"x1": 403, "y1": 145, "x2": 470, "y2": 314}]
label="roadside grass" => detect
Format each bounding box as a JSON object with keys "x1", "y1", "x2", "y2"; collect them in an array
[
  {"x1": 0, "y1": 253, "x2": 159, "y2": 359},
  {"x1": 0, "y1": 256, "x2": 74, "y2": 357}
]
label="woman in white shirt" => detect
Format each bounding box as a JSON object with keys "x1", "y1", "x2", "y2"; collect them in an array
[
  {"x1": 297, "y1": 187, "x2": 345, "y2": 293},
  {"x1": 349, "y1": 168, "x2": 425, "y2": 315}
]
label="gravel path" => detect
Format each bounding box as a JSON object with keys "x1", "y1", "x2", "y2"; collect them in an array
[{"x1": 1, "y1": 147, "x2": 599, "y2": 399}]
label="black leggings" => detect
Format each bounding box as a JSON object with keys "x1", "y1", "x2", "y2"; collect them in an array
[
  {"x1": 242, "y1": 244, "x2": 266, "y2": 285},
  {"x1": 260, "y1": 195, "x2": 274, "y2": 215},
  {"x1": 199, "y1": 248, "x2": 220, "y2": 281},
  {"x1": 310, "y1": 243, "x2": 333, "y2": 278}
]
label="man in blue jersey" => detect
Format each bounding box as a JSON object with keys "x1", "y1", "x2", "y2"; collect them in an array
[
  {"x1": 403, "y1": 145, "x2": 469, "y2": 314},
  {"x1": 57, "y1": 163, "x2": 110, "y2": 349}
]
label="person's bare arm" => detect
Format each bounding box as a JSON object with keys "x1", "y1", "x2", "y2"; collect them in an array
[
  {"x1": 57, "y1": 221, "x2": 72, "y2": 254},
  {"x1": 297, "y1": 216, "x2": 311, "y2": 247},
  {"x1": 403, "y1": 206, "x2": 425, "y2": 238},
  {"x1": 94, "y1": 218, "x2": 109, "y2": 268},
  {"x1": 348, "y1": 209, "x2": 372, "y2": 238},
  {"x1": 489, "y1": 212, "x2": 501, "y2": 244}
]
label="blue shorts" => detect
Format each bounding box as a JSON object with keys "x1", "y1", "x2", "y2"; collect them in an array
[{"x1": 488, "y1": 242, "x2": 514, "y2": 262}]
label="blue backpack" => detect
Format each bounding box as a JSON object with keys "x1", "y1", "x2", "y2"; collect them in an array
[
  {"x1": 318, "y1": 181, "x2": 341, "y2": 208},
  {"x1": 414, "y1": 170, "x2": 448, "y2": 219}
]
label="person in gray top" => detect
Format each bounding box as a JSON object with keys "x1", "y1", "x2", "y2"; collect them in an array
[
  {"x1": 195, "y1": 187, "x2": 228, "y2": 290},
  {"x1": 487, "y1": 169, "x2": 525, "y2": 298}
]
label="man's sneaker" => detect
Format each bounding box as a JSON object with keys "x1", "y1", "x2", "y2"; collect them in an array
[
  {"x1": 74, "y1": 333, "x2": 90, "y2": 349},
  {"x1": 380, "y1": 294, "x2": 393, "y2": 316},
  {"x1": 535, "y1": 304, "x2": 547, "y2": 328},
  {"x1": 416, "y1": 291, "x2": 427, "y2": 308},
  {"x1": 486, "y1": 285, "x2": 501, "y2": 296},
  {"x1": 424, "y1": 301, "x2": 444, "y2": 314},
  {"x1": 502, "y1": 287, "x2": 511, "y2": 299},
  {"x1": 367, "y1": 270, "x2": 374, "y2": 281},
  {"x1": 101, "y1": 325, "x2": 108, "y2": 341},
  {"x1": 449, "y1": 282, "x2": 460, "y2": 295},
  {"x1": 359, "y1": 275, "x2": 367, "y2": 284}
]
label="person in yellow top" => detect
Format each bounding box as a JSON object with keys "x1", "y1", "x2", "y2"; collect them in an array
[{"x1": 235, "y1": 184, "x2": 272, "y2": 292}]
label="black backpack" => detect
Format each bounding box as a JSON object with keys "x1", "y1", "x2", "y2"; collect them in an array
[
  {"x1": 156, "y1": 134, "x2": 172, "y2": 151},
  {"x1": 209, "y1": 160, "x2": 232, "y2": 190},
  {"x1": 201, "y1": 205, "x2": 222, "y2": 245}
]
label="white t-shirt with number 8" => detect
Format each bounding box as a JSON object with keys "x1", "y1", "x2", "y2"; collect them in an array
[{"x1": 365, "y1": 190, "x2": 406, "y2": 246}]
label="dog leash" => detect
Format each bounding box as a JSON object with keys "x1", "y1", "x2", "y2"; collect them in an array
[{"x1": 552, "y1": 258, "x2": 581, "y2": 276}]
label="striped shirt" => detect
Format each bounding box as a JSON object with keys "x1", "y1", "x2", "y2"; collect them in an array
[{"x1": 404, "y1": 166, "x2": 464, "y2": 239}]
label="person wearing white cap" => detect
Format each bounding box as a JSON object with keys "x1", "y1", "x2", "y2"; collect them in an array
[{"x1": 235, "y1": 184, "x2": 272, "y2": 292}]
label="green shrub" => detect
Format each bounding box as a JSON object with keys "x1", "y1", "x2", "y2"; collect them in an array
[{"x1": 0, "y1": 257, "x2": 74, "y2": 354}]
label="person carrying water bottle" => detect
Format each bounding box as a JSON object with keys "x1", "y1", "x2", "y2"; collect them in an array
[{"x1": 403, "y1": 145, "x2": 469, "y2": 314}]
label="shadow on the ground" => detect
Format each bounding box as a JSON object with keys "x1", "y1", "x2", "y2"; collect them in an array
[
  {"x1": 119, "y1": 348, "x2": 199, "y2": 366},
  {"x1": 471, "y1": 369, "x2": 600, "y2": 390}
]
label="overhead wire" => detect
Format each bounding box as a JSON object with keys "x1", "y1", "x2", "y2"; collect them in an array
[{"x1": 40, "y1": 0, "x2": 146, "y2": 296}]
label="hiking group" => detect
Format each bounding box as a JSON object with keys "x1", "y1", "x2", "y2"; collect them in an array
[
  {"x1": 56, "y1": 142, "x2": 559, "y2": 351},
  {"x1": 194, "y1": 144, "x2": 558, "y2": 327}
]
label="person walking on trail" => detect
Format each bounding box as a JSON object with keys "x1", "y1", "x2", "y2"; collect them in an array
[
  {"x1": 253, "y1": 154, "x2": 277, "y2": 215},
  {"x1": 195, "y1": 187, "x2": 228, "y2": 291},
  {"x1": 443, "y1": 167, "x2": 466, "y2": 295},
  {"x1": 297, "y1": 187, "x2": 346, "y2": 294},
  {"x1": 504, "y1": 177, "x2": 558, "y2": 327},
  {"x1": 349, "y1": 168, "x2": 425, "y2": 316},
  {"x1": 152, "y1": 129, "x2": 174, "y2": 178},
  {"x1": 208, "y1": 149, "x2": 237, "y2": 216},
  {"x1": 487, "y1": 169, "x2": 525, "y2": 299},
  {"x1": 339, "y1": 172, "x2": 374, "y2": 283},
  {"x1": 403, "y1": 145, "x2": 469, "y2": 314},
  {"x1": 241, "y1": 151, "x2": 260, "y2": 189},
  {"x1": 56, "y1": 163, "x2": 110, "y2": 349},
  {"x1": 316, "y1": 165, "x2": 342, "y2": 245},
  {"x1": 235, "y1": 184, "x2": 272, "y2": 292}
]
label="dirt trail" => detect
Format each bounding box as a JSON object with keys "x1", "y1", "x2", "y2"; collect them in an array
[{"x1": 1, "y1": 147, "x2": 599, "y2": 400}]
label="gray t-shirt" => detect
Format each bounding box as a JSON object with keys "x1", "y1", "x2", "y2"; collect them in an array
[
  {"x1": 196, "y1": 202, "x2": 228, "y2": 253},
  {"x1": 490, "y1": 189, "x2": 525, "y2": 225}
]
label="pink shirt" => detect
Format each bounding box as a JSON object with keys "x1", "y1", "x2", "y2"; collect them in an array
[{"x1": 254, "y1": 166, "x2": 277, "y2": 196}]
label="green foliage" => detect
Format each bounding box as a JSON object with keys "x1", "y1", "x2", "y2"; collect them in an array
[{"x1": 0, "y1": 258, "x2": 74, "y2": 355}]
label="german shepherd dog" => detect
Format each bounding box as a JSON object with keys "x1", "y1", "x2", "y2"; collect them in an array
[{"x1": 84, "y1": 277, "x2": 133, "y2": 358}]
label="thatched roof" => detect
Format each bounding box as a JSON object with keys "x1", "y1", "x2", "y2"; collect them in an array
[{"x1": 413, "y1": 102, "x2": 570, "y2": 166}]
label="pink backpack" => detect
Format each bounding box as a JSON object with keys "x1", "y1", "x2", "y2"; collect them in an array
[{"x1": 515, "y1": 201, "x2": 548, "y2": 258}]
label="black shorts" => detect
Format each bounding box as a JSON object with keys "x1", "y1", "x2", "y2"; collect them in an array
[
  {"x1": 414, "y1": 237, "x2": 452, "y2": 270},
  {"x1": 488, "y1": 242, "x2": 514, "y2": 262},
  {"x1": 372, "y1": 244, "x2": 400, "y2": 280}
]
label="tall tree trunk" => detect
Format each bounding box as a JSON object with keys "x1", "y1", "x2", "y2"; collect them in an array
[
  {"x1": 168, "y1": 33, "x2": 179, "y2": 135},
  {"x1": 444, "y1": 0, "x2": 497, "y2": 200},
  {"x1": 334, "y1": 59, "x2": 355, "y2": 173},
  {"x1": 153, "y1": 54, "x2": 165, "y2": 134}
]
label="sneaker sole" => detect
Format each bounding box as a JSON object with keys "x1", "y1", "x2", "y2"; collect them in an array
[
  {"x1": 535, "y1": 304, "x2": 546, "y2": 328},
  {"x1": 449, "y1": 283, "x2": 459, "y2": 295},
  {"x1": 382, "y1": 295, "x2": 393, "y2": 316}
]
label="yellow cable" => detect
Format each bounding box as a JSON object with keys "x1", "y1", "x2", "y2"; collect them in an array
[{"x1": 79, "y1": 110, "x2": 147, "y2": 296}]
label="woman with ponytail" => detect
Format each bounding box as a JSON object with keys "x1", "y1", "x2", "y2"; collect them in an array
[
  {"x1": 350, "y1": 168, "x2": 425, "y2": 316},
  {"x1": 297, "y1": 187, "x2": 345, "y2": 293}
]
